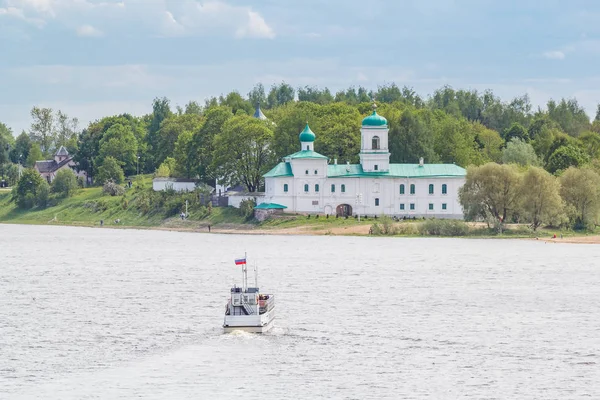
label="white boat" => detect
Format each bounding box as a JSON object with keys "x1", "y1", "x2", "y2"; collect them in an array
[{"x1": 223, "y1": 254, "x2": 275, "y2": 333}]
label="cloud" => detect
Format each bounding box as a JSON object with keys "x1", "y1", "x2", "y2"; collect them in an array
[
  {"x1": 0, "y1": 0, "x2": 275, "y2": 39},
  {"x1": 542, "y1": 50, "x2": 565, "y2": 60},
  {"x1": 76, "y1": 24, "x2": 102, "y2": 37}
]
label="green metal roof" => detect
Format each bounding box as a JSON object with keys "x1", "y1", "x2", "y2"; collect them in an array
[
  {"x1": 254, "y1": 202, "x2": 287, "y2": 210},
  {"x1": 263, "y1": 162, "x2": 293, "y2": 177},
  {"x1": 327, "y1": 163, "x2": 466, "y2": 178},
  {"x1": 288, "y1": 150, "x2": 328, "y2": 160},
  {"x1": 362, "y1": 111, "x2": 388, "y2": 127},
  {"x1": 299, "y1": 123, "x2": 316, "y2": 142}
]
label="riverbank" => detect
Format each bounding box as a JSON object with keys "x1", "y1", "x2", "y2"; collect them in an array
[{"x1": 1, "y1": 185, "x2": 598, "y2": 243}]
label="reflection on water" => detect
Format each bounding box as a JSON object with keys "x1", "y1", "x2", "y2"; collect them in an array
[{"x1": 0, "y1": 224, "x2": 599, "y2": 399}]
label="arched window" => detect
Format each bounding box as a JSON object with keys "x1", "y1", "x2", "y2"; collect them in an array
[
  {"x1": 442, "y1": 184, "x2": 447, "y2": 195},
  {"x1": 429, "y1": 184, "x2": 434, "y2": 194},
  {"x1": 410, "y1": 184, "x2": 415, "y2": 195},
  {"x1": 304, "y1": 184, "x2": 309, "y2": 192},
  {"x1": 341, "y1": 184, "x2": 346, "y2": 193},
  {"x1": 372, "y1": 136, "x2": 380, "y2": 150},
  {"x1": 283, "y1": 184, "x2": 288, "y2": 192},
  {"x1": 306, "y1": 145, "x2": 310, "y2": 150},
  {"x1": 331, "y1": 184, "x2": 335, "y2": 193},
  {"x1": 315, "y1": 184, "x2": 319, "y2": 192},
  {"x1": 400, "y1": 184, "x2": 405, "y2": 194}
]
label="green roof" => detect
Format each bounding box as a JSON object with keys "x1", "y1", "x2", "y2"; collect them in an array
[
  {"x1": 254, "y1": 202, "x2": 287, "y2": 210},
  {"x1": 362, "y1": 111, "x2": 388, "y2": 127},
  {"x1": 288, "y1": 150, "x2": 328, "y2": 160},
  {"x1": 263, "y1": 162, "x2": 293, "y2": 177},
  {"x1": 327, "y1": 163, "x2": 466, "y2": 178},
  {"x1": 299, "y1": 124, "x2": 316, "y2": 142}
]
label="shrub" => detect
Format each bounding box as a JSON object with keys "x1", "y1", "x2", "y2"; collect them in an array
[
  {"x1": 370, "y1": 216, "x2": 397, "y2": 235},
  {"x1": 96, "y1": 156, "x2": 124, "y2": 184},
  {"x1": 103, "y1": 180, "x2": 125, "y2": 196},
  {"x1": 239, "y1": 198, "x2": 256, "y2": 220},
  {"x1": 419, "y1": 219, "x2": 470, "y2": 236},
  {"x1": 51, "y1": 169, "x2": 79, "y2": 198},
  {"x1": 12, "y1": 168, "x2": 49, "y2": 209}
]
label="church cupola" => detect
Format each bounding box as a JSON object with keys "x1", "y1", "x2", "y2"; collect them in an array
[
  {"x1": 359, "y1": 103, "x2": 390, "y2": 172},
  {"x1": 299, "y1": 123, "x2": 316, "y2": 151}
]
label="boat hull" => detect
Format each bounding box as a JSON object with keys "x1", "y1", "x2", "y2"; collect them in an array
[{"x1": 223, "y1": 309, "x2": 275, "y2": 334}]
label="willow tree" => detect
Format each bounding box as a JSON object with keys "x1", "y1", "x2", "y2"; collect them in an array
[
  {"x1": 559, "y1": 167, "x2": 600, "y2": 229},
  {"x1": 520, "y1": 167, "x2": 563, "y2": 230},
  {"x1": 211, "y1": 115, "x2": 275, "y2": 192}
]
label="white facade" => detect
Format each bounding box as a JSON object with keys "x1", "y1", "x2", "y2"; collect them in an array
[
  {"x1": 152, "y1": 178, "x2": 197, "y2": 192},
  {"x1": 259, "y1": 108, "x2": 467, "y2": 219},
  {"x1": 228, "y1": 193, "x2": 266, "y2": 208}
]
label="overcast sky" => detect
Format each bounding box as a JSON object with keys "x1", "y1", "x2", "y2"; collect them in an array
[{"x1": 1, "y1": 0, "x2": 600, "y2": 134}]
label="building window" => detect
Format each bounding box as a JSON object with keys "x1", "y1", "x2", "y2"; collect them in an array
[
  {"x1": 283, "y1": 184, "x2": 288, "y2": 192},
  {"x1": 374, "y1": 165, "x2": 378, "y2": 171},
  {"x1": 410, "y1": 203, "x2": 415, "y2": 210},
  {"x1": 341, "y1": 184, "x2": 346, "y2": 193},
  {"x1": 400, "y1": 184, "x2": 405, "y2": 195},
  {"x1": 315, "y1": 184, "x2": 319, "y2": 192},
  {"x1": 442, "y1": 203, "x2": 447, "y2": 210},
  {"x1": 306, "y1": 145, "x2": 310, "y2": 150},
  {"x1": 305, "y1": 170, "x2": 309, "y2": 175},
  {"x1": 442, "y1": 184, "x2": 447, "y2": 195},
  {"x1": 429, "y1": 203, "x2": 434, "y2": 210},
  {"x1": 314, "y1": 170, "x2": 318, "y2": 175},
  {"x1": 331, "y1": 184, "x2": 335, "y2": 193},
  {"x1": 410, "y1": 184, "x2": 415, "y2": 195},
  {"x1": 400, "y1": 204, "x2": 405, "y2": 210},
  {"x1": 429, "y1": 184, "x2": 434, "y2": 194},
  {"x1": 304, "y1": 184, "x2": 309, "y2": 192},
  {"x1": 375, "y1": 198, "x2": 379, "y2": 206},
  {"x1": 372, "y1": 136, "x2": 380, "y2": 150}
]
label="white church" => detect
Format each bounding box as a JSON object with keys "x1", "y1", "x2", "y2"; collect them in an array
[{"x1": 259, "y1": 105, "x2": 467, "y2": 219}]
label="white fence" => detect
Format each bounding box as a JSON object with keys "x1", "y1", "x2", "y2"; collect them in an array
[
  {"x1": 228, "y1": 193, "x2": 265, "y2": 208},
  {"x1": 152, "y1": 178, "x2": 197, "y2": 192}
]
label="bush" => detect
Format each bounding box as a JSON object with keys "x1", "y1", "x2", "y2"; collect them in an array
[
  {"x1": 12, "y1": 168, "x2": 49, "y2": 209},
  {"x1": 419, "y1": 219, "x2": 470, "y2": 236},
  {"x1": 96, "y1": 156, "x2": 124, "y2": 184},
  {"x1": 103, "y1": 180, "x2": 125, "y2": 196},
  {"x1": 370, "y1": 216, "x2": 397, "y2": 235},
  {"x1": 239, "y1": 198, "x2": 256, "y2": 220},
  {"x1": 51, "y1": 169, "x2": 79, "y2": 198}
]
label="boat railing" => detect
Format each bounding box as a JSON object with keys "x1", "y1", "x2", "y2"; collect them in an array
[{"x1": 259, "y1": 295, "x2": 275, "y2": 314}]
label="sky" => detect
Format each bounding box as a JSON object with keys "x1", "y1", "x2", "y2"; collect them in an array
[{"x1": 1, "y1": 0, "x2": 600, "y2": 135}]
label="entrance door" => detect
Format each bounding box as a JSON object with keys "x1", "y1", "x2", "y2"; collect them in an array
[{"x1": 336, "y1": 204, "x2": 353, "y2": 217}]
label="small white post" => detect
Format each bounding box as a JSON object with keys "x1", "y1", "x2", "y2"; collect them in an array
[{"x1": 185, "y1": 200, "x2": 188, "y2": 217}]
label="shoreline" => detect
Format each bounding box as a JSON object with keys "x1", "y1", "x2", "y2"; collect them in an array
[{"x1": 2, "y1": 220, "x2": 599, "y2": 244}]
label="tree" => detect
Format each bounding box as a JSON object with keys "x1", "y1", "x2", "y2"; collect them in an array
[
  {"x1": 546, "y1": 145, "x2": 589, "y2": 174},
  {"x1": 547, "y1": 98, "x2": 590, "y2": 137},
  {"x1": 184, "y1": 101, "x2": 203, "y2": 115},
  {"x1": 11, "y1": 168, "x2": 49, "y2": 209},
  {"x1": 155, "y1": 114, "x2": 203, "y2": 167},
  {"x1": 156, "y1": 157, "x2": 176, "y2": 177},
  {"x1": 55, "y1": 111, "x2": 79, "y2": 149},
  {"x1": 459, "y1": 163, "x2": 522, "y2": 224},
  {"x1": 173, "y1": 130, "x2": 195, "y2": 178},
  {"x1": 503, "y1": 123, "x2": 528, "y2": 142},
  {"x1": 97, "y1": 123, "x2": 138, "y2": 175},
  {"x1": 147, "y1": 97, "x2": 173, "y2": 168},
  {"x1": 51, "y1": 169, "x2": 79, "y2": 198},
  {"x1": 579, "y1": 131, "x2": 600, "y2": 159},
  {"x1": 389, "y1": 108, "x2": 437, "y2": 164},
  {"x1": 474, "y1": 124, "x2": 504, "y2": 163},
  {"x1": 0, "y1": 122, "x2": 13, "y2": 165},
  {"x1": 26, "y1": 143, "x2": 43, "y2": 167},
  {"x1": 267, "y1": 82, "x2": 295, "y2": 109},
  {"x1": 191, "y1": 106, "x2": 233, "y2": 182},
  {"x1": 9, "y1": 131, "x2": 31, "y2": 165},
  {"x1": 29, "y1": 107, "x2": 56, "y2": 155},
  {"x1": 501, "y1": 138, "x2": 539, "y2": 166},
  {"x1": 297, "y1": 86, "x2": 334, "y2": 104},
  {"x1": 212, "y1": 115, "x2": 275, "y2": 192},
  {"x1": 96, "y1": 156, "x2": 124, "y2": 184},
  {"x1": 248, "y1": 83, "x2": 267, "y2": 108},
  {"x1": 559, "y1": 167, "x2": 600, "y2": 229},
  {"x1": 520, "y1": 167, "x2": 563, "y2": 230}
]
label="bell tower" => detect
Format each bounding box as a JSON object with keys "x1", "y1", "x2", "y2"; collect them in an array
[{"x1": 359, "y1": 103, "x2": 390, "y2": 172}]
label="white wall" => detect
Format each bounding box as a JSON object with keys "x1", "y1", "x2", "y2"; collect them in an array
[
  {"x1": 152, "y1": 179, "x2": 197, "y2": 192},
  {"x1": 264, "y1": 175, "x2": 465, "y2": 218},
  {"x1": 228, "y1": 194, "x2": 266, "y2": 208}
]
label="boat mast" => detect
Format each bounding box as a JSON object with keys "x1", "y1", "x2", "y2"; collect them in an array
[{"x1": 243, "y1": 251, "x2": 248, "y2": 291}]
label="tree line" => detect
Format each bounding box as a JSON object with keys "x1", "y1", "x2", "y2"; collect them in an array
[{"x1": 1, "y1": 82, "x2": 600, "y2": 226}]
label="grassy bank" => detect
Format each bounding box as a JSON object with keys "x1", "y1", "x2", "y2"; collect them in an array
[{"x1": 0, "y1": 180, "x2": 597, "y2": 241}]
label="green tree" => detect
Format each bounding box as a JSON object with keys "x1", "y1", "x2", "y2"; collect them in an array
[
  {"x1": 389, "y1": 108, "x2": 437, "y2": 164},
  {"x1": 173, "y1": 130, "x2": 196, "y2": 178},
  {"x1": 297, "y1": 86, "x2": 334, "y2": 104},
  {"x1": 26, "y1": 143, "x2": 43, "y2": 167},
  {"x1": 459, "y1": 163, "x2": 522, "y2": 224},
  {"x1": 579, "y1": 131, "x2": 600, "y2": 159},
  {"x1": 191, "y1": 106, "x2": 233, "y2": 182},
  {"x1": 10, "y1": 132, "x2": 31, "y2": 165},
  {"x1": 0, "y1": 122, "x2": 13, "y2": 165},
  {"x1": 502, "y1": 138, "x2": 539, "y2": 166},
  {"x1": 546, "y1": 145, "x2": 589, "y2": 174},
  {"x1": 51, "y1": 169, "x2": 79, "y2": 198},
  {"x1": 156, "y1": 157, "x2": 176, "y2": 177},
  {"x1": 547, "y1": 98, "x2": 590, "y2": 137},
  {"x1": 212, "y1": 115, "x2": 275, "y2": 192},
  {"x1": 267, "y1": 82, "x2": 295, "y2": 109},
  {"x1": 221, "y1": 91, "x2": 253, "y2": 115},
  {"x1": 147, "y1": 97, "x2": 173, "y2": 168},
  {"x1": 248, "y1": 83, "x2": 267, "y2": 108},
  {"x1": 11, "y1": 168, "x2": 49, "y2": 209},
  {"x1": 474, "y1": 124, "x2": 504, "y2": 163},
  {"x1": 29, "y1": 106, "x2": 56, "y2": 156},
  {"x1": 503, "y1": 122, "x2": 528, "y2": 142},
  {"x1": 97, "y1": 123, "x2": 138, "y2": 175},
  {"x1": 559, "y1": 167, "x2": 600, "y2": 229},
  {"x1": 520, "y1": 167, "x2": 564, "y2": 230},
  {"x1": 55, "y1": 111, "x2": 79, "y2": 149},
  {"x1": 156, "y1": 114, "x2": 203, "y2": 167},
  {"x1": 96, "y1": 156, "x2": 124, "y2": 184},
  {"x1": 184, "y1": 101, "x2": 203, "y2": 115}
]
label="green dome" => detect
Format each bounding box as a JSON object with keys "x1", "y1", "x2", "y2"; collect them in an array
[
  {"x1": 362, "y1": 111, "x2": 388, "y2": 127},
  {"x1": 299, "y1": 123, "x2": 316, "y2": 142}
]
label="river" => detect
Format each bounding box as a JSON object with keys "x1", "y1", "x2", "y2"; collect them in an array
[{"x1": 0, "y1": 224, "x2": 598, "y2": 399}]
